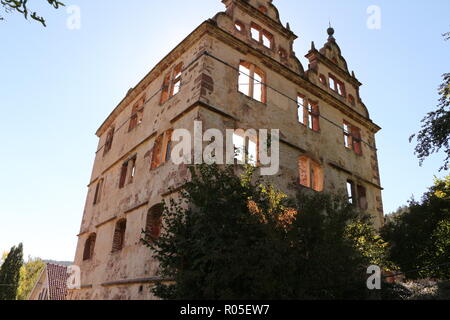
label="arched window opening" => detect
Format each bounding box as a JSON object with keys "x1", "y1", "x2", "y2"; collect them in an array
[
  {"x1": 112, "y1": 219, "x2": 126, "y2": 252},
  {"x1": 145, "y1": 204, "x2": 164, "y2": 241},
  {"x1": 83, "y1": 233, "x2": 96, "y2": 261}
]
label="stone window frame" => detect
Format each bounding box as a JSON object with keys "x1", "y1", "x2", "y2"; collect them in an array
[
  {"x1": 112, "y1": 219, "x2": 127, "y2": 253},
  {"x1": 145, "y1": 204, "x2": 164, "y2": 242},
  {"x1": 93, "y1": 178, "x2": 104, "y2": 205},
  {"x1": 238, "y1": 61, "x2": 267, "y2": 104},
  {"x1": 160, "y1": 62, "x2": 183, "y2": 105},
  {"x1": 128, "y1": 95, "x2": 146, "y2": 132},
  {"x1": 119, "y1": 155, "x2": 137, "y2": 189},
  {"x1": 297, "y1": 94, "x2": 320, "y2": 132},
  {"x1": 83, "y1": 233, "x2": 96, "y2": 261},
  {"x1": 343, "y1": 120, "x2": 363, "y2": 156},
  {"x1": 234, "y1": 20, "x2": 246, "y2": 34},
  {"x1": 103, "y1": 127, "x2": 115, "y2": 156},
  {"x1": 347, "y1": 179, "x2": 368, "y2": 210},
  {"x1": 151, "y1": 129, "x2": 173, "y2": 170},
  {"x1": 250, "y1": 22, "x2": 274, "y2": 50},
  {"x1": 329, "y1": 73, "x2": 346, "y2": 97},
  {"x1": 298, "y1": 156, "x2": 324, "y2": 192}
]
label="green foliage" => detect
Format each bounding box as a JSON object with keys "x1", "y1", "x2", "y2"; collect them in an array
[
  {"x1": 0, "y1": 243, "x2": 24, "y2": 300},
  {"x1": 0, "y1": 0, "x2": 64, "y2": 26},
  {"x1": 144, "y1": 164, "x2": 391, "y2": 300},
  {"x1": 382, "y1": 175, "x2": 450, "y2": 280},
  {"x1": 16, "y1": 257, "x2": 45, "y2": 300},
  {"x1": 410, "y1": 33, "x2": 450, "y2": 171}
]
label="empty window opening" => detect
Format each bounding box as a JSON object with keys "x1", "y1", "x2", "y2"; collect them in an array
[
  {"x1": 119, "y1": 156, "x2": 137, "y2": 188},
  {"x1": 164, "y1": 130, "x2": 173, "y2": 163},
  {"x1": 250, "y1": 24, "x2": 261, "y2": 41},
  {"x1": 250, "y1": 23, "x2": 273, "y2": 49},
  {"x1": 347, "y1": 180, "x2": 356, "y2": 204},
  {"x1": 151, "y1": 130, "x2": 173, "y2": 169},
  {"x1": 299, "y1": 156, "x2": 324, "y2": 192},
  {"x1": 235, "y1": 21, "x2": 245, "y2": 33},
  {"x1": 83, "y1": 233, "x2": 96, "y2": 261},
  {"x1": 129, "y1": 96, "x2": 146, "y2": 131},
  {"x1": 160, "y1": 62, "x2": 183, "y2": 104},
  {"x1": 145, "y1": 204, "x2": 164, "y2": 242},
  {"x1": 297, "y1": 95, "x2": 320, "y2": 132},
  {"x1": 233, "y1": 132, "x2": 258, "y2": 166},
  {"x1": 112, "y1": 219, "x2": 126, "y2": 252},
  {"x1": 343, "y1": 121, "x2": 363, "y2": 155},
  {"x1": 93, "y1": 178, "x2": 104, "y2": 205},
  {"x1": 329, "y1": 74, "x2": 345, "y2": 96},
  {"x1": 262, "y1": 31, "x2": 273, "y2": 49},
  {"x1": 238, "y1": 61, "x2": 266, "y2": 103}
]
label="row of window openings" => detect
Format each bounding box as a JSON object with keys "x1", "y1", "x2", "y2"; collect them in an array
[
  {"x1": 319, "y1": 74, "x2": 356, "y2": 107},
  {"x1": 104, "y1": 63, "x2": 356, "y2": 160},
  {"x1": 95, "y1": 131, "x2": 255, "y2": 206},
  {"x1": 96, "y1": 122, "x2": 363, "y2": 206},
  {"x1": 86, "y1": 180, "x2": 367, "y2": 261},
  {"x1": 102, "y1": 63, "x2": 183, "y2": 158},
  {"x1": 83, "y1": 205, "x2": 164, "y2": 261}
]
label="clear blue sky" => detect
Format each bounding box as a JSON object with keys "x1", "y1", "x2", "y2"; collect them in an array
[{"x1": 0, "y1": 1, "x2": 449, "y2": 261}]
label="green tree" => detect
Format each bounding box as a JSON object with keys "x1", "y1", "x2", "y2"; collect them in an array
[
  {"x1": 382, "y1": 175, "x2": 450, "y2": 280},
  {"x1": 410, "y1": 32, "x2": 450, "y2": 171},
  {"x1": 0, "y1": 243, "x2": 24, "y2": 300},
  {"x1": 144, "y1": 164, "x2": 391, "y2": 300},
  {"x1": 1, "y1": 0, "x2": 64, "y2": 26},
  {"x1": 16, "y1": 257, "x2": 45, "y2": 300}
]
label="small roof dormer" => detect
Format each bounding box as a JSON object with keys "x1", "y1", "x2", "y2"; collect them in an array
[{"x1": 213, "y1": 0, "x2": 304, "y2": 74}]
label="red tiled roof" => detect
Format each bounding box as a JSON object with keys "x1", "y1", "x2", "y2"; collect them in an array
[{"x1": 46, "y1": 264, "x2": 69, "y2": 300}]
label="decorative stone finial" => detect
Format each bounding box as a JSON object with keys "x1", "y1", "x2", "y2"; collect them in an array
[{"x1": 327, "y1": 21, "x2": 335, "y2": 40}]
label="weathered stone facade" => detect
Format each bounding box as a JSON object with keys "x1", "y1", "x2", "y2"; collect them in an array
[{"x1": 69, "y1": 0, "x2": 384, "y2": 300}]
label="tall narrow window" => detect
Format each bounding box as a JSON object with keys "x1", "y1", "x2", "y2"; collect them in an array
[
  {"x1": 129, "y1": 96, "x2": 145, "y2": 131},
  {"x1": 112, "y1": 219, "x2": 126, "y2": 252},
  {"x1": 262, "y1": 31, "x2": 273, "y2": 49},
  {"x1": 233, "y1": 132, "x2": 258, "y2": 166},
  {"x1": 171, "y1": 63, "x2": 183, "y2": 96},
  {"x1": 347, "y1": 180, "x2": 356, "y2": 204},
  {"x1": 119, "y1": 156, "x2": 137, "y2": 188},
  {"x1": 250, "y1": 23, "x2": 261, "y2": 41},
  {"x1": 164, "y1": 130, "x2": 174, "y2": 163},
  {"x1": 119, "y1": 162, "x2": 128, "y2": 189},
  {"x1": 298, "y1": 156, "x2": 324, "y2": 192},
  {"x1": 145, "y1": 204, "x2": 164, "y2": 241},
  {"x1": 343, "y1": 122, "x2": 352, "y2": 149},
  {"x1": 352, "y1": 127, "x2": 363, "y2": 155},
  {"x1": 297, "y1": 95, "x2": 306, "y2": 125},
  {"x1": 344, "y1": 121, "x2": 363, "y2": 155},
  {"x1": 298, "y1": 95, "x2": 320, "y2": 132},
  {"x1": 103, "y1": 127, "x2": 115, "y2": 156},
  {"x1": 160, "y1": 62, "x2": 183, "y2": 105},
  {"x1": 160, "y1": 73, "x2": 171, "y2": 105},
  {"x1": 83, "y1": 233, "x2": 96, "y2": 261},
  {"x1": 235, "y1": 21, "x2": 245, "y2": 33},
  {"x1": 93, "y1": 178, "x2": 104, "y2": 205},
  {"x1": 151, "y1": 135, "x2": 163, "y2": 170},
  {"x1": 238, "y1": 62, "x2": 265, "y2": 103},
  {"x1": 357, "y1": 185, "x2": 368, "y2": 210}
]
